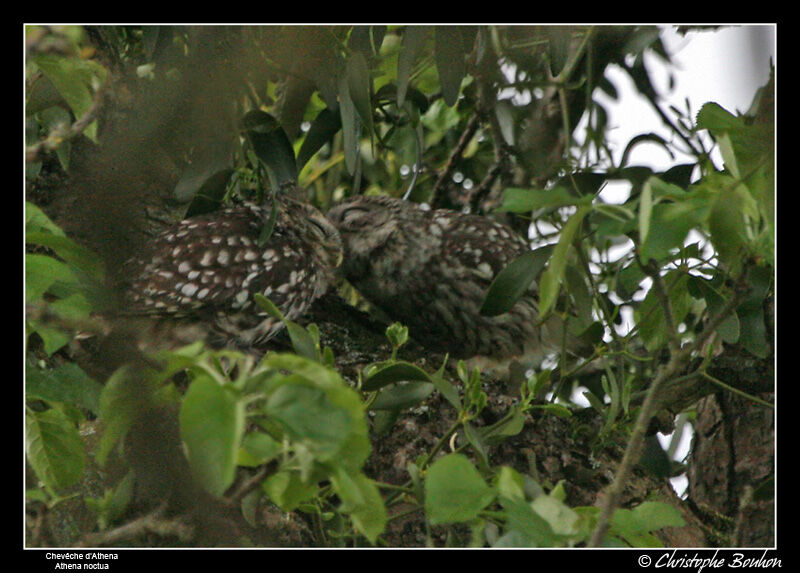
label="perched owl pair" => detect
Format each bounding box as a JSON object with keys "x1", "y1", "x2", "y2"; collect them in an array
[{"x1": 125, "y1": 193, "x2": 560, "y2": 362}]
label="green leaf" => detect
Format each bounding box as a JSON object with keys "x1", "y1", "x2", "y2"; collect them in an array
[
  {"x1": 397, "y1": 26, "x2": 431, "y2": 108},
  {"x1": 32, "y1": 53, "x2": 102, "y2": 141},
  {"x1": 362, "y1": 361, "x2": 431, "y2": 392},
  {"x1": 337, "y1": 72, "x2": 361, "y2": 175},
  {"x1": 707, "y1": 181, "x2": 755, "y2": 273},
  {"x1": 687, "y1": 277, "x2": 740, "y2": 344},
  {"x1": 611, "y1": 501, "x2": 684, "y2": 547},
  {"x1": 498, "y1": 495, "x2": 557, "y2": 547},
  {"x1": 297, "y1": 108, "x2": 341, "y2": 171},
  {"x1": 639, "y1": 179, "x2": 654, "y2": 246},
  {"x1": 237, "y1": 431, "x2": 281, "y2": 467},
  {"x1": 253, "y1": 293, "x2": 285, "y2": 320},
  {"x1": 531, "y1": 494, "x2": 579, "y2": 537},
  {"x1": 496, "y1": 187, "x2": 580, "y2": 213},
  {"x1": 495, "y1": 466, "x2": 526, "y2": 501},
  {"x1": 26, "y1": 321, "x2": 71, "y2": 356},
  {"x1": 370, "y1": 382, "x2": 435, "y2": 410},
  {"x1": 264, "y1": 384, "x2": 352, "y2": 459},
  {"x1": 735, "y1": 264, "x2": 772, "y2": 358},
  {"x1": 263, "y1": 470, "x2": 318, "y2": 511},
  {"x1": 425, "y1": 453, "x2": 495, "y2": 524},
  {"x1": 180, "y1": 375, "x2": 245, "y2": 496},
  {"x1": 346, "y1": 51, "x2": 374, "y2": 137},
  {"x1": 261, "y1": 354, "x2": 371, "y2": 470},
  {"x1": 434, "y1": 26, "x2": 466, "y2": 106},
  {"x1": 639, "y1": 187, "x2": 710, "y2": 262},
  {"x1": 25, "y1": 253, "x2": 80, "y2": 303},
  {"x1": 26, "y1": 233, "x2": 105, "y2": 284},
  {"x1": 240, "y1": 110, "x2": 297, "y2": 188},
  {"x1": 480, "y1": 247, "x2": 551, "y2": 317},
  {"x1": 539, "y1": 206, "x2": 590, "y2": 316},
  {"x1": 26, "y1": 362, "x2": 103, "y2": 415},
  {"x1": 330, "y1": 467, "x2": 387, "y2": 543},
  {"x1": 85, "y1": 470, "x2": 135, "y2": 530},
  {"x1": 173, "y1": 135, "x2": 234, "y2": 207},
  {"x1": 637, "y1": 271, "x2": 693, "y2": 352},
  {"x1": 26, "y1": 201, "x2": 65, "y2": 235},
  {"x1": 25, "y1": 408, "x2": 85, "y2": 491}
]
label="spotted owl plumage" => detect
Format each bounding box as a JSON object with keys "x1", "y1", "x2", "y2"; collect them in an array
[
  {"x1": 124, "y1": 194, "x2": 342, "y2": 350},
  {"x1": 327, "y1": 195, "x2": 562, "y2": 361}
]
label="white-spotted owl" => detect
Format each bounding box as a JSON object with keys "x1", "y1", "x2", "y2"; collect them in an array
[
  {"x1": 327, "y1": 195, "x2": 563, "y2": 362},
  {"x1": 123, "y1": 194, "x2": 342, "y2": 350}
]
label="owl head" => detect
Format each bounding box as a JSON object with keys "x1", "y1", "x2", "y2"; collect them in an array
[
  {"x1": 284, "y1": 197, "x2": 343, "y2": 274},
  {"x1": 326, "y1": 195, "x2": 409, "y2": 279}
]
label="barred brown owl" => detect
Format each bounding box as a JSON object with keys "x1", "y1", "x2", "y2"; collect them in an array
[
  {"x1": 327, "y1": 195, "x2": 562, "y2": 362},
  {"x1": 123, "y1": 194, "x2": 342, "y2": 350}
]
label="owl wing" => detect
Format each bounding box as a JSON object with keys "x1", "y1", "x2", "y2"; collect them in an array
[
  {"x1": 431, "y1": 210, "x2": 530, "y2": 287},
  {"x1": 125, "y1": 205, "x2": 316, "y2": 321}
]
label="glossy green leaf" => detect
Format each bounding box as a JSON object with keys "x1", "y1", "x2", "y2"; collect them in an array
[
  {"x1": 32, "y1": 53, "x2": 104, "y2": 141},
  {"x1": 480, "y1": 247, "x2": 552, "y2": 317},
  {"x1": 362, "y1": 360, "x2": 431, "y2": 392},
  {"x1": 264, "y1": 384, "x2": 351, "y2": 459},
  {"x1": 337, "y1": 73, "x2": 360, "y2": 174},
  {"x1": 237, "y1": 431, "x2": 281, "y2": 467},
  {"x1": 263, "y1": 470, "x2": 318, "y2": 511},
  {"x1": 240, "y1": 110, "x2": 297, "y2": 188},
  {"x1": 370, "y1": 381, "x2": 435, "y2": 410},
  {"x1": 687, "y1": 277, "x2": 740, "y2": 343},
  {"x1": 330, "y1": 466, "x2": 387, "y2": 543},
  {"x1": 637, "y1": 271, "x2": 692, "y2": 352},
  {"x1": 297, "y1": 108, "x2": 341, "y2": 171},
  {"x1": 735, "y1": 264, "x2": 772, "y2": 358},
  {"x1": 180, "y1": 375, "x2": 245, "y2": 496},
  {"x1": 285, "y1": 321, "x2": 320, "y2": 362},
  {"x1": 26, "y1": 362, "x2": 102, "y2": 415},
  {"x1": 25, "y1": 232, "x2": 105, "y2": 283},
  {"x1": 638, "y1": 179, "x2": 654, "y2": 246},
  {"x1": 539, "y1": 206, "x2": 590, "y2": 316},
  {"x1": 253, "y1": 293, "x2": 284, "y2": 320},
  {"x1": 25, "y1": 201, "x2": 64, "y2": 235},
  {"x1": 346, "y1": 51, "x2": 374, "y2": 137},
  {"x1": 611, "y1": 501, "x2": 685, "y2": 547},
  {"x1": 397, "y1": 26, "x2": 431, "y2": 108},
  {"x1": 496, "y1": 187, "x2": 582, "y2": 213},
  {"x1": 25, "y1": 408, "x2": 86, "y2": 491},
  {"x1": 25, "y1": 253, "x2": 80, "y2": 303},
  {"x1": 425, "y1": 453, "x2": 495, "y2": 524},
  {"x1": 497, "y1": 495, "x2": 557, "y2": 547},
  {"x1": 434, "y1": 26, "x2": 466, "y2": 106}
]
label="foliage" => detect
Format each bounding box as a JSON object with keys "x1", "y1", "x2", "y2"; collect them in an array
[{"x1": 25, "y1": 25, "x2": 774, "y2": 547}]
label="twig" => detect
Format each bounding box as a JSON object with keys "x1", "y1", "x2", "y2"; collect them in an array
[
  {"x1": 467, "y1": 157, "x2": 506, "y2": 213},
  {"x1": 26, "y1": 82, "x2": 107, "y2": 163},
  {"x1": 587, "y1": 265, "x2": 750, "y2": 547},
  {"x1": 700, "y1": 371, "x2": 774, "y2": 410},
  {"x1": 226, "y1": 466, "x2": 270, "y2": 506},
  {"x1": 77, "y1": 504, "x2": 194, "y2": 547},
  {"x1": 429, "y1": 114, "x2": 481, "y2": 207}
]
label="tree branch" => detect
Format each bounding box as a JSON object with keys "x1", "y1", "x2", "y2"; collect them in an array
[
  {"x1": 429, "y1": 113, "x2": 481, "y2": 207},
  {"x1": 587, "y1": 264, "x2": 751, "y2": 547}
]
